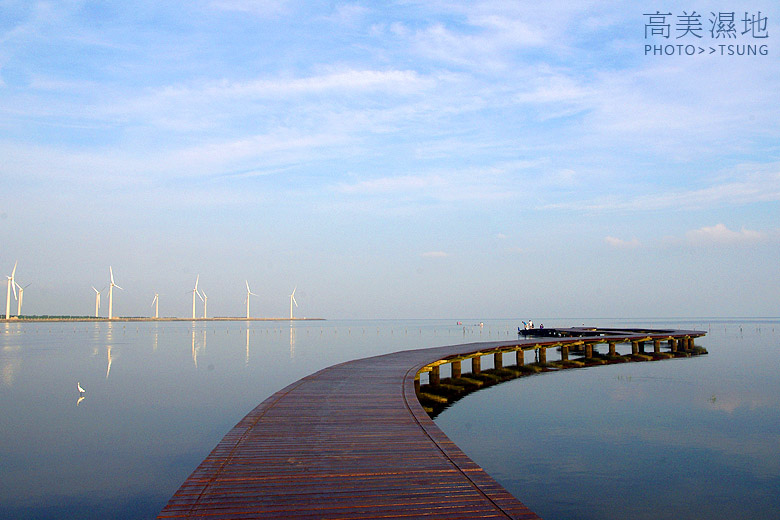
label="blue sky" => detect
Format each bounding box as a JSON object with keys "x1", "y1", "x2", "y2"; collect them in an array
[{"x1": 1, "y1": 1, "x2": 778, "y2": 319}]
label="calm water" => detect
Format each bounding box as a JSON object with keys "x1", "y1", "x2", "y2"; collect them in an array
[
  {"x1": 1, "y1": 318, "x2": 778, "y2": 519},
  {"x1": 436, "y1": 318, "x2": 780, "y2": 519}
]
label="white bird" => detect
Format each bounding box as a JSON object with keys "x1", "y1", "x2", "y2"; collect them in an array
[{"x1": 77, "y1": 381, "x2": 85, "y2": 394}]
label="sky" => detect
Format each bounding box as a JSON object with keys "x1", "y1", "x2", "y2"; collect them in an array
[{"x1": 1, "y1": 1, "x2": 778, "y2": 319}]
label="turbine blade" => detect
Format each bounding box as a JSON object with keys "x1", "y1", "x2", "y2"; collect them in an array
[
  {"x1": 110, "y1": 266, "x2": 114, "y2": 284},
  {"x1": 12, "y1": 281, "x2": 17, "y2": 300},
  {"x1": 197, "y1": 290, "x2": 204, "y2": 302},
  {"x1": 194, "y1": 274, "x2": 199, "y2": 291},
  {"x1": 11, "y1": 261, "x2": 17, "y2": 278},
  {"x1": 92, "y1": 286, "x2": 99, "y2": 294},
  {"x1": 115, "y1": 284, "x2": 123, "y2": 291},
  {"x1": 246, "y1": 280, "x2": 250, "y2": 292}
]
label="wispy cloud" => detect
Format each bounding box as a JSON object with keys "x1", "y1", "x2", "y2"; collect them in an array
[
  {"x1": 421, "y1": 251, "x2": 448, "y2": 258},
  {"x1": 605, "y1": 236, "x2": 640, "y2": 249},
  {"x1": 209, "y1": 0, "x2": 291, "y2": 17},
  {"x1": 685, "y1": 224, "x2": 766, "y2": 247}
]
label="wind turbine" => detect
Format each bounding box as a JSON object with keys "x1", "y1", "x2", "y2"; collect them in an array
[
  {"x1": 289, "y1": 286, "x2": 298, "y2": 320},
  {"x1": 245, "y1": 280, "x2": 258, "y2": 319},
  {"x1": 107, "y1": 267, "x2": 123, "y2": 320},
  {"x1": 15, "y1": 282, "x2": 30, "y2": 316},
  {"x1": 191, "y1": 275, "x2": 202, "y2": 320},
  {"x1": 5, "y1": 261, "x2": 17, "y2": 319},
  {"x1": 201, "y1": 290, "x2": 208, "y2": 319},
  {"x1": 92, "y1": 286, "x2": 102, "y2": 318},
  {"x1": 151, "y1": 293, "x2": 159, "y2": 319}
]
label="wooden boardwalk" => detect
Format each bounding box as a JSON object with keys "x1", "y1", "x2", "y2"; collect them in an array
[{"x1": 159, "y1": 328, "x2": 704, "y2": 519}]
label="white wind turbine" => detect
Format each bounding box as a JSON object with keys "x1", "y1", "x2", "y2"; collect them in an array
[
  {"x1": 151, "y1": 293, "x2": 159, "y2": 319},
  {"x1": 108, "y1": 267, "x2": 123, "y2": 320},
  {"x1": 289, "y1": 286, "x2": 298, "y2": 320},
  {"x1": 92, "y1": 286, "x2": 102, "y2": 318},
  {"x1": 15, "y1": 282, "x2": 30, "y2": 316},
  {"x1": 245, "y1": 280, "x2": 258, "y2": 319},
  {"x1": 6, "y1": 261, "x2": 17, "y2": 319},
  {"x1": 201, "y1": 290, "x2": 208, "y2": 319},
  {"x1": 191, "y1": 275, "x2": 202, "y2": 319}
]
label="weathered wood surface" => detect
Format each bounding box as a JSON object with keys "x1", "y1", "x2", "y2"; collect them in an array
[{"x1": 160, "y1": 329, "x2": 703, "y2": 519}]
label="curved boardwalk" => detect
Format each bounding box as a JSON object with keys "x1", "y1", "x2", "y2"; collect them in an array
[{"x1": 159, "y1": 328, "x2": 704, "y2": 519}]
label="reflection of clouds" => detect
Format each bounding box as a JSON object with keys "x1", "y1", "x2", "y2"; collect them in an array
[
  {"x1": 631, "y1": 424, "x2": 780, "y2": 480},
  {"x1": 708, "y1": 396, "x2": 741, "y2": 413},
  {"x1": 706, "y1": 392, "x2": 771, "y2": 414}
]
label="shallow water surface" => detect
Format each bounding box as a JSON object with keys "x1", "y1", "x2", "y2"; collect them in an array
[
  {"x1": 0, "y1": 319, "x2": 505, "y2": 518},
  {"x1": 1, "y1": 318, "x2": 778, "y2": 519},
  {"x1": 435, "y1": 319, "x2": 780, "y2": 519}
]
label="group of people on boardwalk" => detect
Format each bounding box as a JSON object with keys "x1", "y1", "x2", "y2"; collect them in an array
[{"x1": 518, "y1": 319, "x2": 542, "y2": 336}]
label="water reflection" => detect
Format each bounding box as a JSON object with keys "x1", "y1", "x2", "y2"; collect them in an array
[
  {"x1": 289, "y1": 325, "x2": 296, "y2": 359},
  {"x1": 435, "y1": 319, "x2": 780, "y2": 520},
  {"x1": 106, "y1": 345, "x2": 113, "y2": 379},
  {"x1": 1, "y1": 318, "x2": 778, "y2": 520},
  {"x1": 245, "y1": 326, "x2": 250, "y2": 366}
]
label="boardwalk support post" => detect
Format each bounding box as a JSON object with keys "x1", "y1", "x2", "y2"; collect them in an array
[
  {"x1": 538, "y1": 347, "x2": 547, "y2": 364},
  {"x1": 516, "y1": 349, "x2": 524, "y2": 366},
  {"x1": 452, "y1": 360, "x2": 461, "y2": 378},
  {"x1": 494, "y1": 352, "x2": 503, "y2": 369},
  {"x1": 561, "y1": 345, "x2": 569, "y2": 361},
  {"x1": 585, "y1": 343, "x2": 593, "y2": 359},
  {"x1": 472, "y1": 356, "x2": 481, "y2": 374},
  {"x1": 430, "y1": 365, "x2": 440, "y2": 386}
]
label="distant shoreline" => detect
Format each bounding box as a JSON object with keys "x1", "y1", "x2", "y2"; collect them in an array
[{"x1": 1, "y1": 317, "x2": 325, "y2": 323}]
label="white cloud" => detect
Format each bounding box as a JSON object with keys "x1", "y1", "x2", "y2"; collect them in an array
[
  {"x1": 209, "y1": 0, "x2": 291, "y2": 17},
  {"x1": 685, "y1": 224, "x2": 765, "y2": 246},
  {"x1": 543, "y1": 165, "x2": 780, "y2": 212},
  {"x1": 421, "y1": 251, "x2": 448, "y2": 258},
  {"x1": 337, "y1": 174, "x2": 446, "y2": 195},
  {"x1": 605, "y1": 236, "x2": 640, "y2": 249}
]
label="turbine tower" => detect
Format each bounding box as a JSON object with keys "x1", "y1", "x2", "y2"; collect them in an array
[
  {"x1": 92, "y1": 286, "x2": 102, "y2": 318},
  {"x1": 191, "y1": 275, "x2": 201, "y2": 320},
  {"x1": 289, "y1": 286, "x2": 298, "y2": 320},
  {"x1": 151, "y1": 293, "x2": 159, "y2": 319},
  {"x1": 108, "y1": 267, "x2": 123, "y2": 320},
  {"x1": 6, "y1": 261, "x2": 17, "y2": 319},
  {"x1": 202, "y1": 290, "x2": 208, "y2": 319},
  {"x1": 15, "y1": 282, "x2": 30, "y2": 316},
  {"x1": 245, "y1": 280, "x2": 258, "y2": 319}
]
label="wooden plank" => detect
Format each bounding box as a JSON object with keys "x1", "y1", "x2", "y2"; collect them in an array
[{"x1": 160, "y1": 329, "x2": 704, "y2": 519}]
